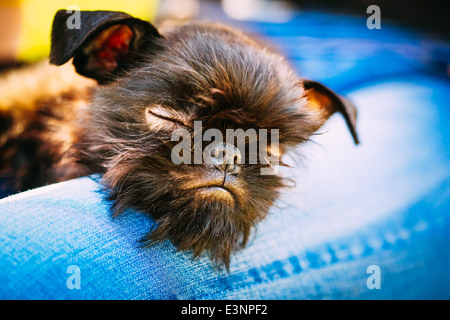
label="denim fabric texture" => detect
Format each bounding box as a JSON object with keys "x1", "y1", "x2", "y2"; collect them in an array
[{"x1": 0, "y1": 11, "x2": 449, "y2": 299}]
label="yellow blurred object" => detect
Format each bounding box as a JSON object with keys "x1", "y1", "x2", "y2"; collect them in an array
[
  {"x1": 9, "y1": 0, "x2": 159, "y2": 62},
  {"x1": 0, "y1": 1, "x2": 21, "y2": 62}
]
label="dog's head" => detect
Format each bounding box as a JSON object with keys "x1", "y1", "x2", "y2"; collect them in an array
[{"x1": 50, "y1": 10, "x2": 359, "y2": 267}]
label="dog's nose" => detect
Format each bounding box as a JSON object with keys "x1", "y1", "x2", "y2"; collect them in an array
[{"x1": 207, "y1": 143, "x2": 241, "y2": 175}]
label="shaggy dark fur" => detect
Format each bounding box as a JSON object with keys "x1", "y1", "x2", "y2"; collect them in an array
[{"x1": 0, "y1": 10, "x2": 359, "y2": 268}]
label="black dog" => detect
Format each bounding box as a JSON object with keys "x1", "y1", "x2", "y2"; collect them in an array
[{"x1": 0, "y1": 10, "x2": 359, "y2": 268}]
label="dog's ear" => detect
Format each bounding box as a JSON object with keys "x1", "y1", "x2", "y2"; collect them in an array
[
  {"x1": 302, "y1": 79, "x2": 360, "y2": 144},
  {"x1": 50, "y1": 10, "x2": 162, "y2": 83}
]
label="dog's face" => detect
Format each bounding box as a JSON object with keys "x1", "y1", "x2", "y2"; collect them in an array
[{"x1": 50, "y1": 10, "x2": 359, "y2": 267}]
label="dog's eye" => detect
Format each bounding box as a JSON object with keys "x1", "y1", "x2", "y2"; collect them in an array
[{"x1": 145, "y1": 106, "x2": 191, "y2": 130}]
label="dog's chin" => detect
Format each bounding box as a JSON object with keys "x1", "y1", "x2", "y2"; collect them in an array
[
  {"x1": 142, "y1": 186, "x2": 255, "y2": 269},
  {"x1": 104, "y1": 168, "x2": 283, "y2": 268},
  {"x1": 195, "y1": 186, "x2": 236, "y2": 205}
]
